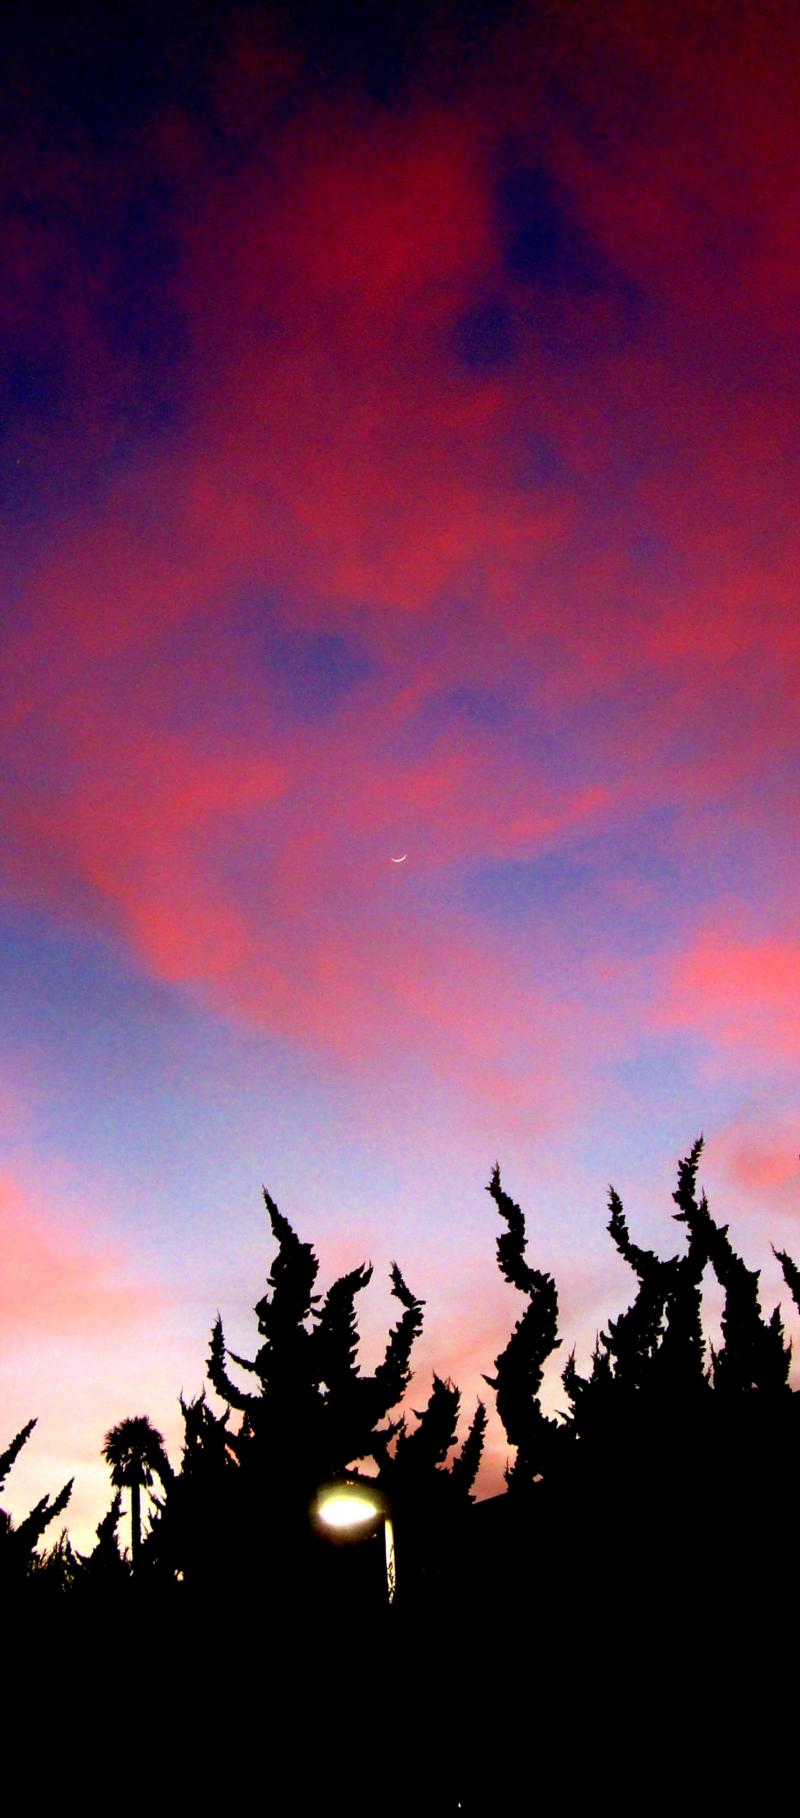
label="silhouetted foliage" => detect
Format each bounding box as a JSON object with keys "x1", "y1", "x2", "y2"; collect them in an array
[
  {"x1": 7, "y1": 1141, "x2": 799, "y2": 1665},
  {"x1": 206, "y1": 1190, "x2": 426, "y2": 1477},
  {"x1": 0, "y1": 1418, "x2": 37, "y2": 1491},
  {"x1": 673, "y1": 1139, "x2": 791, "y2": 1394},
  {"x1": 450, "y1": 1397, "x2": 487, "y2": 1498},
  {"x1": 774, "y1": 1242, "x2": 800, "y2": 1315},
  {"x1": 29, "y1": 1528, "x2": 80, "y2": 1598},
  {"x1": 78, "y1": 1491, "x2": 130, "y2": 1597},
  {"x1": 152, "y1": 1185, "x2": 483, "y2": 1607},
  {"x1": 147, "y1": 1390, "x2": 237, "y2": 1590},
  {"x1": 377, "y1": 1372, "x2": 487, "y2": 1603},
  {"x1": 555, "y1": 1145, "x2": 712, "y2": 1509},
  {"x1": 0, "y1": 1418, "x2": 73, "y2": 1593},
  {"x1": 483, "y1": 1137, "x2": 800, "y2": 1622},
  {"x1": 484, "y1": 1164, "x2": 564, "y2": 1490},
  {"x1": 102, "y1": 1415, "x2": 172, "y2": 1568}
]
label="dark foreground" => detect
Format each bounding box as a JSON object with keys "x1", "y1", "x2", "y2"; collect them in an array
[{"x1": 10, "y1": 1482, "x2": 794, "y2": 1815}]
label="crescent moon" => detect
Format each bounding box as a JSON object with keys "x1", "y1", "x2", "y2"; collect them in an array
[{"x1": 390, "y1": 854, "x2": 407, "y2": 864}]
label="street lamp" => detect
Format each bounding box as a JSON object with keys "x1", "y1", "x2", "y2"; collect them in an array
[{"x1": 314, "y1": 1480, "x2": 396, "y2": 1605}]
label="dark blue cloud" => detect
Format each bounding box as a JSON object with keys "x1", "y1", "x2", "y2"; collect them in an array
[
  {"x1": 497, "y1": 159, "x2": 601, "y2": 290},
  {"x1": 452, "y1": 297, "x2": 516, "y2": 372},
  {"x1": 433, "y1": 685, "x2": 510, "y2": 728},
  {"x1": 494, "y1": 153, "x2": 648, "y2": 361},
  {"x1": 514, "y1": 430, "x2": 567, "y2": 488},
  {"x1": 233, "y1": 605, "x2": 377, "y2": 722},
  {"x1": 272, "y1": 627, "x2": 376, "y2": 719},
  {"x1": 2, "y1": 0, "x2": 237, "y2": 149},
  {"x1": 466, "y1": 850, "x2": 592, "y2": 922}
]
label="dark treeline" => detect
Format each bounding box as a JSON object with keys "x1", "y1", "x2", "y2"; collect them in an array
[{"x1": 5, "y1": 1137, "x2": 798, "y2": 1810}]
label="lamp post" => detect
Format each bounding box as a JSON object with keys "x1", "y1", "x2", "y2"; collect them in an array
[{"x1": 314, "y1": 1480, "x2": 396, "y2": 1606}]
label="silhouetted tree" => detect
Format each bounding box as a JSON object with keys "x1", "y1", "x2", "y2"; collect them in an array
[
  {"x1": 378, "y1": 1373, "x2": 486, "y2": 1604},
  {"x1": 102, "y1": 1415, "x2": 172, "y2": 1568},
  {"x1": 156, "y1": 1186, "x2": 483, "y2": 1607},
  {"x1": 485, "y1": 1139, "x2": 800, "y2": 1640},
  {"x1": 148, "y1": 1390, "x2": 238, "y2": 1590},
  {"x1": 207, "y1": 1189, "x2": 424, "y2": 1475},
  {"x1": 29, "y1": 1528, "x2": 80, "y2": 1598},
  {"x1": 78, "y1": 1491, "x2": 130, "y2": 1596},
  {"x1": 149, "y1": 1189, "x2": 427, "y2": 1596},
  {"x1": 9, "y1": 1144, "x2": 798, "y2": 1649},
  {"x1": 0, "y1": 1418, "x2": 73, "y2": 1593},
  {"x1": 483, "y1": 1164, "x2": 564, "y2": 1492},
  {"x1": 673, "y1": 1138, "x2": 791, "y2": 1394},
  {"x1": 560, "y1": 1143, "x2": 712, "y2": 1506},
  {"x1": 774, "y1": 1242, "x2": 800, "y2": 1315}
]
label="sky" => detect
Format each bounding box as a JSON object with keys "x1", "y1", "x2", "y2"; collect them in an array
[{"x1": 3, "y1": 0, "x2": 800, "y2": 1549}]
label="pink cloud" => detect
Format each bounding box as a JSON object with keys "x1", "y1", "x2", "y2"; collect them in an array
[
  {"x1": 3, "y1": 1, "x2": 800, "y2": 1158},
  {"x1": 725, "y1": 1136, "x2": 799, "y2": 1196},
  {"x1": 0, "y1": 1174, "x2": 158, "y2": 1341},
  {"x1": 700, "y1": 1114, "x2": 800, "y2": 1217},
  {"x1": 661, "y1": 926, "x2": 800, "y2": 1062}
]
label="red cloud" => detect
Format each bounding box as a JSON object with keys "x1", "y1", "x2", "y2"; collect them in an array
[{"x1": 288, "y1": 113, "x2": 493, "y2": 317}]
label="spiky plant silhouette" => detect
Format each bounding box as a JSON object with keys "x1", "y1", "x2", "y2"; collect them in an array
[
  {"x1": 153, "y1": 1187, "x2": 485, "y2": 1601},
  {"x1": 0, "y1": 1418, "x2": 73, "y2": 1590}
]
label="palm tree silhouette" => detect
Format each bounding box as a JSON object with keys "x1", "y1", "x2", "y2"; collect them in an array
[{"x1": 102, "y1": 1415, "x2": 170, "y2": 1568}]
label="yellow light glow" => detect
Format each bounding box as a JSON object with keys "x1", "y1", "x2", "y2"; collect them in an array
[{"x1": 317, "y1": 1489, "x2": 380, "y2": 1530}]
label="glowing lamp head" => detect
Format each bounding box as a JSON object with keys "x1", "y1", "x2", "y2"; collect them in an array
[{"x1": 316, "y1": 1485, "x2": 383, "y2": 1531}]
